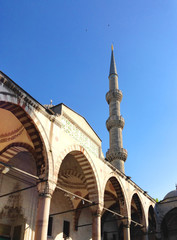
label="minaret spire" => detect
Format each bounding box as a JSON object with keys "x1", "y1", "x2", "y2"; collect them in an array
[
  {"x1": 109, "y1": 44, "x2": 117, "y2": 76},
  {"x1": 106, "y1": 45, "x2": 127, "y2": 173}
]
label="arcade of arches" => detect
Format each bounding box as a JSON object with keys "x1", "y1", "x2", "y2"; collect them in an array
[{"x1": 0, "y1": 70, "x2": 176, "y2": 240}]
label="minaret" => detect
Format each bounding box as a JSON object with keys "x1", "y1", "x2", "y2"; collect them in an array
[{"x1": 106, "y1": 45, "x2": 127, "y2": 173}]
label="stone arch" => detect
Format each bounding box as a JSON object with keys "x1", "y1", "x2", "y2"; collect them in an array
[
  {"x1": 102, "y1": 174, "x2": 128, "y2": 240},
  {"x1": 130, "y1": 191, "x2": 147, "y2": 239},
  {"x1": 130, "y1": 192, "x2": 143, "y2": 219},
  {"x1": 50, "y1": 145, "x2": 100, "y2": 238},
  {"x1": 148, "y1": 205, "x2": 156, "y2": 239},
  {"x1": 0, "y1": 142, "x2": 35, "y2": 155},
  {"x1": 161, "y1": 207, "x2": 177, "y2": 239},
  {"x1": 57, "y1": 144, "x2": 100, "y2": 204},
  {"x1": 0, "y1": 100, "x2": 50, "y2": 177},
  {"x1": 102, "y1": 173, "x2": 128, "y2": 216},
  {"x1": 157, "y1": 203, "x2": 177, "y2": 229},
  {"x1": 0, "y1": 142, "x2": 35, "y2": 169}
]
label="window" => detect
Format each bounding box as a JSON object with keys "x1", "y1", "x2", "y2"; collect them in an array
[
  {"x1": 63, "y1": 220, "x2": 70, "y2": 239},
  {"x1": 47, "y1": 216, "x2": 53, "y2": 236}
]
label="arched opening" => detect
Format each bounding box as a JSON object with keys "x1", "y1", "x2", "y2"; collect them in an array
[
  {"x1": 0, "y1": 103, "x2": 47, "y2": 176},
  {"x1": 102, "y1": 176, "x2": 128, "y2": 240},
  {"x1": 148, "y1": 205, "x2": 156, "y2": 240},
  {"x1": 49, "y1": 150, "x2": 99, "y2": 240},
  {"x1": 161, "y1": 207, "x2": 177, "y2": 240},
  {"x1": 0, "y1": 105, "x2": 47, "y2": 240},
  {"x1": 130, "y1": 193, "x2": 145, "y2": 240}
]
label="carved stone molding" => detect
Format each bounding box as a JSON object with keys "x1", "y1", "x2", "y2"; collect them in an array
[
  {"x1": 92, "y1": 206, "x2": 103, "y2": 217},
  {"x1": 37, "y1": 180, "x2": 56, "y2": 198},
  {"x1": 122, "y1": 218, "x2": 131, "y2": 228},
  {"x1": 106, "y1": 115, "x2": 125, "y2": 130},
  {"x1": 90, "y1": 202, "x2": 103, "y2": 216},
  {"x1": 106, "y1": 89, "x2": 123, "y2": 104},
  {"x1": 106, "y1": 148, "x2": 128, "y2": 162}
]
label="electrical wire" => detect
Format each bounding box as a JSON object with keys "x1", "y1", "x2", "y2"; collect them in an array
[
  {"x1": 0, "y1": 184, "x2": 37, "y2": 198},
  {"x1": 50, "y1": 203, "x2": 96, "y2": 217},
  {"x1": 0, "y1": 160, "x2": 144, "y2": 228},
  {"x1": 55, "y1": 185, "x2": 93, "y2": 204},
  {"x1": 0, "y1": 160, "x2": 39, "y2": 180}
]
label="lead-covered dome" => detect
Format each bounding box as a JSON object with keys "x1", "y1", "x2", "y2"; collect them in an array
[{"x1": 164, "y1": 188, "x2": 177, "y2": 200}]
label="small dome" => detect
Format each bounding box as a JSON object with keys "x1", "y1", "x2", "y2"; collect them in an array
[{"x1": 164, "y1": 190, "x2": 177, "y2": 200}]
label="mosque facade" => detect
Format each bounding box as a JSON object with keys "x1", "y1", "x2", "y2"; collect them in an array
[{"x1": 0, "y1": 48, "x2": 175, "y2": 240}]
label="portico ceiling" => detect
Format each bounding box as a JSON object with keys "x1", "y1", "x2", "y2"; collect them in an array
[{"x1": 0, "y1": 108, "x2": 34, "y2": 151}]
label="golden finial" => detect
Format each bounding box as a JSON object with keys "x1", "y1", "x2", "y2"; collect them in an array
[{"x1": 111, "y1": 44, "x2": 114, "y2": 51}]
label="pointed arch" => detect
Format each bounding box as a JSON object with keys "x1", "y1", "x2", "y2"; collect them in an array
[
  {"x1": 148, "y1": 205, "x2": 156, "y2": 239},
  {"x1": 0, "y1": 142, "x2": 35, "y2": 168},
  {"x1": 130, "y1": 191, "x2": 147, "y2": 239},
  {"x1": 0, "y1": 101, "x2": 49, "y2": 177},
  {"x1": 161, "y1": 207, "x2": 177, "y2": 239},
  {"x1": 131, "y1": 193, "x2": 143, "y2": 220},
  {"x1": 102, "y1": 173, "x2": 128, "y2": 217},
  {"x1": 57, "y1": 145, "x2": 100, "y2": 203},
  {"x1": 102, "y1": 175, "x2": 128, "y2": 240}
]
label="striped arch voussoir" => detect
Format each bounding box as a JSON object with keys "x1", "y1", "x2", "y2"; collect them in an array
[
  {"x1": 58, "y1": 145, "x2": 99, "y2": 203},
  {"x1": 103, "y1": 174, "x2": 128, "y2": 217},
  {"x1": 0, "y1": 101, "x2": 46, "y2": 176},
  {"x1": 131, "y1": 193, "x2": 143, "y2": 219},
  {"x1": 58, "y1": 169, "x2": 86, "y2": 189},
  {"x1": 0, "y1": 142, "x2": 35, "y2": 169},
  {"x1": 110, "y1": 177, "x2": 125, "y2": 205},
  {"x1": 59, "y1": 169, "x2": 86, "y2": 183}
]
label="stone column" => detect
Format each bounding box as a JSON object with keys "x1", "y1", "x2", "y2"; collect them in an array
[
  {"x1": 123, "y1": 219, "x2": 131, "y2": 240},
  {"x1": 34, "y1": 180, "x2": 55, "y2": 240},
  {"x1": 92, "y1": 209, "x2": 102, "y2": 240},
  {"x1": 143, "y1": 228, "x2": 148, "y2": 240}
]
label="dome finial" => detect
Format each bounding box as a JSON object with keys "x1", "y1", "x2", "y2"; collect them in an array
[{"x1": 111, "y1": 44, "x2": 114, "y2": 51}]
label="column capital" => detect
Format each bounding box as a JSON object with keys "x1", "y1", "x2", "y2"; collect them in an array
[
  {"x1": 37, "y1": 180, "x2": 56, "y2": 198},
  {"x1": 122, "y1": 218, "x2": 131, "y2": 228},
  {"x1": 91, "y1": 204, "x2": 103, "y2": 217},
  {"x1": 92, "y1": 210, "x2": 102, "y2": 217}
]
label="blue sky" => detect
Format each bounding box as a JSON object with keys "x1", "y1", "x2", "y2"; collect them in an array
[{"x1": 1, "y1": 0, "x2": 177, "y2": 200}]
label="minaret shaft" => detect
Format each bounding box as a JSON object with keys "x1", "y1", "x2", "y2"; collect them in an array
[
  {"x1": 110, "y1": 128, "x2": 123, "y2": 148},
  {"x1": 106, "y1": 46, "x2": 127, "y2": 173},
  {"x1": 109, "y1": 75, "x2": 119, "y2": 90},
  {"x1": 109, "y1": 101, "x2": 120, "y2": 117}
]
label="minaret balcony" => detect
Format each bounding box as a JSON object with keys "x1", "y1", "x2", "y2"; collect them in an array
[
  {"x1": 106, "y1": 147, "x2": 128, "y2": 162},
  {"x1": 106, "y1": 115, "x2": 125, "y2": 131},
  {"x1": 106, "y1": 89, "x2": 123, "y2": 104}
]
